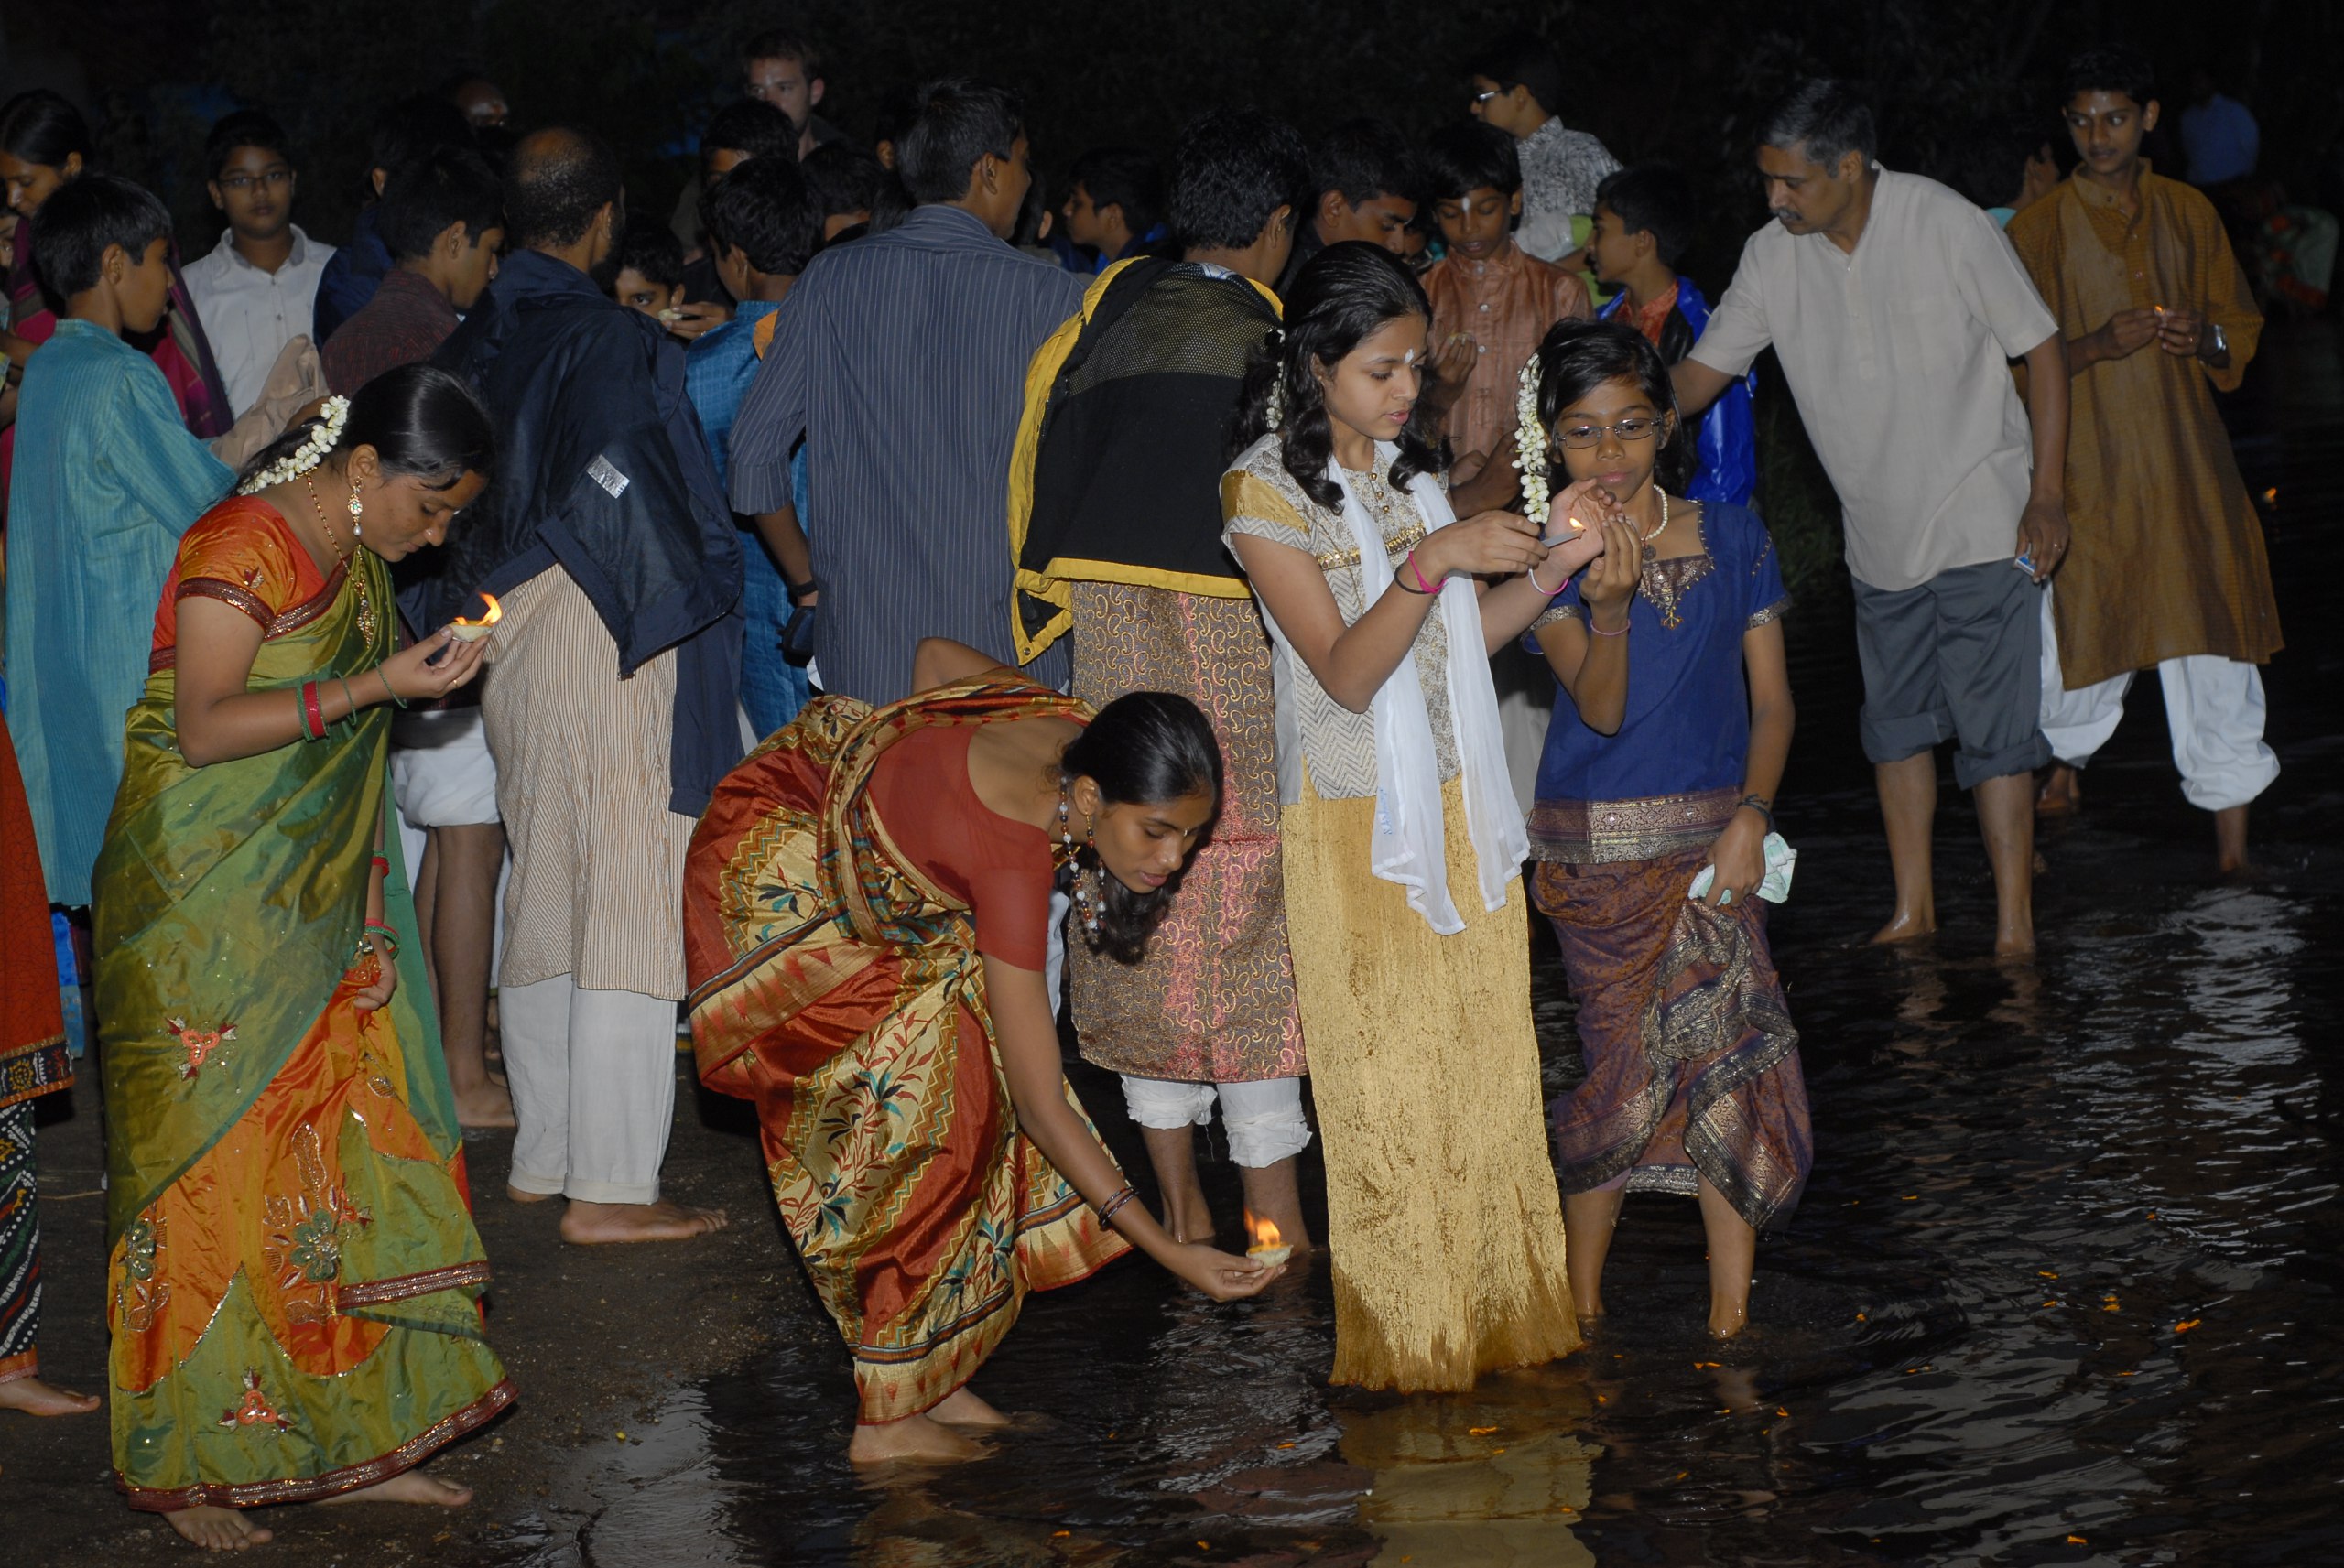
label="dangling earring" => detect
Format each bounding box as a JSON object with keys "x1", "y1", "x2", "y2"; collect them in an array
[
  {"x1": 347, "y1": 479, "x2": 364, "y2": 540},
  {"x1": 1057, "y1": 780, "x2": 1102, "y2": 942}
]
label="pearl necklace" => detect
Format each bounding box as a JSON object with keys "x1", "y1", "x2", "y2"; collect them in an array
[{"x1": 1639, "y1": 488, "x2": 1672, "y2": 546}]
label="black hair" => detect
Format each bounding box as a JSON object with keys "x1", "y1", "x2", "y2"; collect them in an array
[
  {"x1": 1529, "y1": 319, "x2": 1694, "y2": 495},
  {"x1": 1948, "y1": 116, "x2": 2054, "y2": 210},
  {"x1": 799, "y1": 142, "x2": 885, "y2": 219},
  {"x1": 203, "y1": 109, "x2": 293, "y2": 185},
  {"x1": 1423, "y1": 120, "x2": 1520, "y2": 202},
  {"x1": 741, "y1": 29, "x2": 821, "y2": 77},
  {"x1": 1058, "y1": 691, "x2": 1224, "y2": 965},
  {"x1": 896, "y1": 78, "x2": 1024, "y2": 207},
  {"x1": 1232, "y1": 241, "x2": 1444, "y2": 509},
  {"x1": 233, "y1": 362, "x2": 495, "y2": 496},
  {"x1": 29, "y1": 171, "x2": 170, "y2": 299},
  {"x1": 1759, "y1": 79, "x2": 1878, "y2": 169},
  {"x1": 0, "y1": 90, "x2": 93, "y2": 172},
  {"x1": 1594, "y1": 163, "x2": 1697, "y2": 265},
  {"x1": 703, "y1": 156, "x2": 820, "y2": 278},
  {"x1": 870, "y1": 83, "x2": 920, "y2": 156},
  {"x1": 613, "y1": 213, "x2": 684, "y2": 288},
  {"x1": 1467, "y1": 29, "x2": 1565, "y2": 117},
  {"x1": 2062, "y1": 45, "x2": 2157, "y2": 107},
  {"x1": 375, "y1": 148, "x2": 503, "y2": 261},
  {"x1": 1166, "y1": 107, "x2": 1310, "y2": 253},
  {"x1": 366, "y1": 94, "x2": 473, "y2": 183},
  {"x1": 1311, "y1": 117, "x2": 1418, "y2": 210},
  {"x1": 1069, "y1": 145, "x2": 1164, "y2": 238},
  {"x1": 505, "y1": 126, "x2": 622, "y2": 250},
  {"x1": 703, "y1": 98, "x2": 797, "y2": 164}
]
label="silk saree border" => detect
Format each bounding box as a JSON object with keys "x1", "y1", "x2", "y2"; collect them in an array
[
  {"x1": 1527, "y1": 786, "x2": 1740, "y2": 864},
  {"x1": 115, "y1": 1377, "x2": 515, "y2": 1513}
]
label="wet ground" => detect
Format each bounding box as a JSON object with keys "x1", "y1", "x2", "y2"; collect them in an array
[{"x1": 11, "y1": 324, "x2": 2341, "y2": 1565}]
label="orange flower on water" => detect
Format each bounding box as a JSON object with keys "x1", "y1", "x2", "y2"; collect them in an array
[{"x1": 2176, "y1": 1318, "x2": 2201, "y2": 1334}]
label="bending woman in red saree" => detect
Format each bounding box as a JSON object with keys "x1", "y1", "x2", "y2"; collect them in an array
[{"x1": 686, "y1": 638, "x2": 1284, "y2": 1465}]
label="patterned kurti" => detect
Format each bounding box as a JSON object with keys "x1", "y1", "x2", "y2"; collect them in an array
[
  {"x1": 1067, "y1": 583, "x2": 1302, "y2": 1083},
  {"x1": 2006, "y1": 168, "x2": 2281, "y2": 687}
]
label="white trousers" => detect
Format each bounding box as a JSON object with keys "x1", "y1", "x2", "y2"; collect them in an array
[
  {"x1": 2039, "y1": 590, "x2": 2279, "y2": 813},
  {"x1": 1120, "y1": 1075, "x2": 1313, "y2": 1168},
  {"x1": 499, "y1": 973, "x2": 678, "y2": 1204}
]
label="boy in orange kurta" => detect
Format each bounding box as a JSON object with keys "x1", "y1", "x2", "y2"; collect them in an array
[{"x1": 2009, "y1": 46, "x2": 2280, "y2": 871}]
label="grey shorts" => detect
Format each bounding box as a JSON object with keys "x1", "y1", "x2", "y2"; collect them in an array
[{"x1": 1851, "y1": 559, "x2": 2051, "y2": 790}]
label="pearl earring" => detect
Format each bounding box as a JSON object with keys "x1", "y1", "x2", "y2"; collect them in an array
[{"x1": 347, "y1": 480, "x2": 364, "y2": 538}]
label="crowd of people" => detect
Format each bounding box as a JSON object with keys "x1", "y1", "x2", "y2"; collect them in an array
[{"x1": 0, "y1": 26, "x2": 2283, "y2": 1549}]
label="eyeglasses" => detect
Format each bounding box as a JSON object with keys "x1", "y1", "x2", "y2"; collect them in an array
[
  {"x1": 1555, "y1": 416, "x2": 1663, "y2": 449},
  {"x1": 218, "y1": 170, "x2": 292, "y2": 193},
  {"x1": 1471, "y1": 89, "x2": 1502, "y2": 105}
]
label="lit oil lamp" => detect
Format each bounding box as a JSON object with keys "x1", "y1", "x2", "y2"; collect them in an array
[
  {"x1": 448, "y1": 592, "x2": 503, "y2": 642},
  {"x1": 1244, "y1": 1209, "x2": 1291, "y2": 1268}
]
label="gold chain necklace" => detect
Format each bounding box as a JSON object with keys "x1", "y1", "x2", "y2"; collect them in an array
[{"x1": 300, "y1": 474, "x2": 376, "y2": 644}]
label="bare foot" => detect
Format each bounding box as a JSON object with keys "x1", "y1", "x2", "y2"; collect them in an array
[
  {"x1": 2035, "y1": 762, "x2": 2081, "y2": 817},
  {"x1": 1709, "y1": 1298, "x2": 1749, "y2": 1338},
  {"x1": 1994, "y1": 930, "x2": 2037, "y2": 962},
  {"x1": 1867, "y1": 909, "x2": 1937, "y2": 946},
  {"x1": 505, "y1": 1184, "x2": 555, "y2": 1205},
  {"x1": 928, "y1": 1387, "x2": 1011, "y2": 1429},
  {"x1": 164, "y1": 1506, "x2": 273, "y2": 1550},
  {"x1": 453, "y1": 1080, "x2": 516, "y2": 1129},
  {"x1": 848, "y1": 1412, "x2": 987, "y2": 1465},
  {"x1": 320, "y1": 1468, "x2": 473, "y2": 1508},
  {"x1": 0, "y1": 1374, "x2": 101, "y2": 1415},
  {"x1": 2215, "y1": 804, "x2": 2252, "y2": 877},
  {"x1": 559, "y1": 1198, "x2": 729, "y2": 1244}
]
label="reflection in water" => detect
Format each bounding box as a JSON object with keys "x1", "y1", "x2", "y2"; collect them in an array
[{"x1": 477, "y1": 327, "x2": 2344, "y2": 1564}]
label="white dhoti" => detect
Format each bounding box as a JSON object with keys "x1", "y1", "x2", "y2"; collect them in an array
[{"x1": 2040, "y1": 589, "x2": 2279, "y2": 813}]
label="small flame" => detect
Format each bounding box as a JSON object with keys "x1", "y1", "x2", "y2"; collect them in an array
[
  {"x1": 458, "y1": 593, "x2": 504, "y2": 628},
  {"x1": 1244, "y1": 1210, "x2": 1282, "y2": 1253}
]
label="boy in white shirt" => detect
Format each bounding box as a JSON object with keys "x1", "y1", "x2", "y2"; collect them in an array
[{"x1": 182, "y1": 110, "x2": 333, "y2": 418}]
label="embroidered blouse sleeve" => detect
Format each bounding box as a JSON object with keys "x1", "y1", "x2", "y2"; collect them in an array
[
  {"x1": 173, "y1": 512, "x2": 303, "y2": 630},
  {"x1": 1739, "y1": 509, "x2": 1792, "y2": 629}
]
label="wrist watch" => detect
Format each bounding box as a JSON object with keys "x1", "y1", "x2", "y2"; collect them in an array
[{"x1": 2201, "y1": 322, "x2": 2229, "y2": 360}]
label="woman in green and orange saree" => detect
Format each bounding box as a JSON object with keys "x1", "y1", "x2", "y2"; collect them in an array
[
  {"x1": 686, "y1": 638, "x2": 1286, "y2": 1465},
  {"x1": 93, "y1": 364, "x2": 511, "y2": 1550}
]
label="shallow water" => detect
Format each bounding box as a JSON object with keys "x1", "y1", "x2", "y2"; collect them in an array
[{"x1": 483, "y1": 324, "x2": 2344, "y2": 1568}]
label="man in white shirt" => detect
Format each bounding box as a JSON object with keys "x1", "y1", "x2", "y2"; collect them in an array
[
  {"x1": 1673, "y1": 80, "x2": 2072, "y2": 959},
  {"x1": 181, "y1": 110, "x2": 334, "y2": 419}
]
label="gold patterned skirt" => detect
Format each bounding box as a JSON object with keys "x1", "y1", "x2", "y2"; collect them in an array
[
  {"x1": 1280, "y1": 773, "x2": 1579, "y2": 1390},
  {"x1": 1066, "y1": 582, "x2": 1303, "y2": 1083}
]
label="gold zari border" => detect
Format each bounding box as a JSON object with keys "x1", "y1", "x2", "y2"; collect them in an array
[{"x1": 1527, "y1": 786, "x2": 1741, "y2": 864}]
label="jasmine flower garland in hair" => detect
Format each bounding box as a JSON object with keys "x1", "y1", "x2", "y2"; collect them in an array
[
  {"x1": 1513, "y1": 354, "x2": 1554, "y2": 529},
  {"x1": 237, "y1": 395, "x2": 352, "y2": 495}
]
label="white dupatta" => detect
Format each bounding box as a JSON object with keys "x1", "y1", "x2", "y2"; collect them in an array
[{"x1": 1329, "y1": 446, "x2": 1528, "y2": 935}]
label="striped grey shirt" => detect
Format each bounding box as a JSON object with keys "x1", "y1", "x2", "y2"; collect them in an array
[{"x1": 728, "y1": 203, "x2": 1085, "y2": 703}]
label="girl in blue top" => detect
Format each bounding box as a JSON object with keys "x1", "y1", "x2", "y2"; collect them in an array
[{"x1": 1521, "y1": 319, "x2": 1811, "y2": 1340}]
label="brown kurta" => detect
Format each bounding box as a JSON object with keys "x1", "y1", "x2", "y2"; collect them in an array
[
  {"x1": 1424, "y1": 245, "x2": 1590, "y2": 464},
  {"x1": 1065, "y1": 582, "x2": 1304, "y2": 1083},
  {"x1": 2008, "y1": 169, "x2": 2282, "y2": 687}
]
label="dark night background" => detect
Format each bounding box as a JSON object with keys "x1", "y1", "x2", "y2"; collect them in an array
[{"x1": 8, "y1": 0, "x2": 2340, "y2": 589}]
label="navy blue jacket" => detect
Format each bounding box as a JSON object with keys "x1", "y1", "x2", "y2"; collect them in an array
[{"x1": 430, "y1": 248, "x2": 743, "y2": 816}]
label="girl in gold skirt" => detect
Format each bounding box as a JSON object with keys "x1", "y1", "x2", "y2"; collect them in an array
[{"x1": 1221, "y1": 243, "x2": 1636, "y2": 1389}]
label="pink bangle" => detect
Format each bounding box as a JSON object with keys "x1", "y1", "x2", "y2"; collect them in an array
[
  {"x1": 1527, "y1": 559, "x2": 1568, "y2": 595},
  {"x1": 1587, "y1": 615, "x2": 1628, "y2": 638},
  {"x1": 1406, "y1": 550, "x2": 1439, "y2": 596}
]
